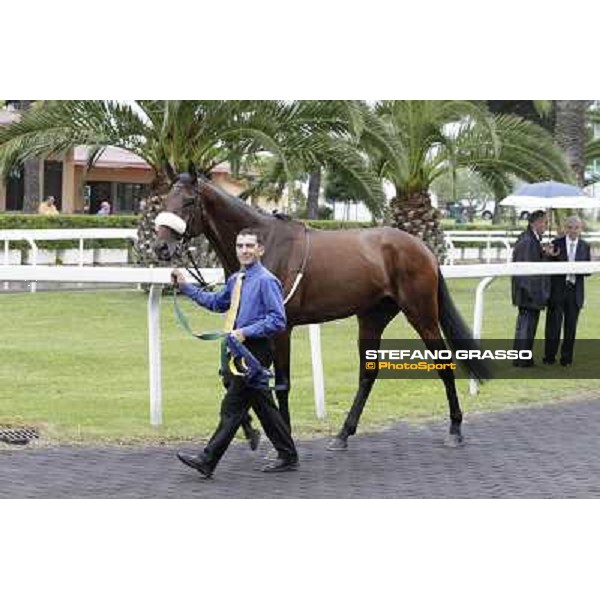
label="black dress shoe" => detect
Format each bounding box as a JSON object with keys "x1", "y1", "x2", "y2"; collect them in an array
[
  {"x1": 543, "y1": 357, "x2": 556, "y2": 365},
  {"x1": 247, "y1": 429, "x2": 261, "y2": 451},
  {"x1": 176, "y1": 451, "x2": 213, "y2": 478},
  {"x1": 560, "y1": 359, "x2": 572, "y2": 367},
  {"x1": 261, "y1": 457, "x2": 299, "y2": 473}
]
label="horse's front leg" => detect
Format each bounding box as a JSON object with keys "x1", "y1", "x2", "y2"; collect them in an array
[
  {"x1": 273, "y1": 328, "x2": 292, "y2": 431},
  {"x1": 328, "y1": 305, "x2": 397, "y2": 451}
]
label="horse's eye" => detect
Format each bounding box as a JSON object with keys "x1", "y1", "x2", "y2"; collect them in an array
[{"x1": 182, "y1": 197, "x2": 196, "y2": 208}]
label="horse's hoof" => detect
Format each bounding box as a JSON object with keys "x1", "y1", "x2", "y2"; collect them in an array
[
  {"x1": 327, "y1": 437, "x2": 348, "y2": 451},
  {"x1": 444, "y1": 433, "x2": 464, "y2": 448}
]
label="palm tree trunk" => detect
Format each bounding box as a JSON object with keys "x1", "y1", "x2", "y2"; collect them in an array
[
  {"x1": 306, "y1": 168, "x2": 321, "y2": 219},
  {"x1": 22, "y1": 158, "x2": 41, "y2": 213},
  {"x1": 554, "y1": 100, "x2": 592, "y2": 186},
  {"x1": 15, "y1": 101, "x2": 41, "y2": 214},
  {"x1": 390, "y1": 190, "x2": 446, "y2": 260}
]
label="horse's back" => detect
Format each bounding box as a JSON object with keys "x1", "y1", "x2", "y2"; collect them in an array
[
  {"x1": 285, "y1": 225, "x2": 438, "y2": 323},
  {"x1": 311, "y1": 225, "x2": 437, "y2": 273}
]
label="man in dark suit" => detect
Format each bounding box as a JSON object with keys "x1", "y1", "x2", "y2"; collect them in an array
[
  {"x1": 511, "y1": 210, "x2": 554, "y2": 367},
  {"x1": 543, "y1": 216, "x2": 591, "y2": 366}
]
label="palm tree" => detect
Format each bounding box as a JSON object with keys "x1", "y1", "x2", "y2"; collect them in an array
[
  {"x1": 306, "y1": 168, "x2": 321, "y2": 219},
  {"x1": 488, "y1": 100, "x2": 593, "y2": 187},
  {"x1": 364, "y1": 101, "x2": 573, "y2": 257},
  {"x1": 0, "y1": 100, "x2": 384, "y2": 204},
  {"x1": 585, "y1": 104, "x2": 600, "y2": 171},
  {"x1": 554, "y1": 100, "x2": 593, "y2": 186},
  {"x1": 5, "y1": 100, "x2": 41, "y2": 213}
]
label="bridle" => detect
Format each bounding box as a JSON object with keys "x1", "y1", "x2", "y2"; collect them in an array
[
  {"x1": 155, "y1": 182, "x2": 210, "y2": 286},
  {"x1": 156, "y1": 178, "x2": 311, "y2": 300}
]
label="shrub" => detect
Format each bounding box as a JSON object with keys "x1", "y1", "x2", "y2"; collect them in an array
[{"x1": 0, "y1": 214, "x2": 140, "y2": 250}]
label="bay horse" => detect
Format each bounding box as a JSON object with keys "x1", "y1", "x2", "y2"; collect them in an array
[{"x1": 154, "y1": 173, "x2": 491, "y2": 449}]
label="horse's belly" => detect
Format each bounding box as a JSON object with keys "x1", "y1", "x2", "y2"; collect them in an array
[{"x1": 288, "y1": 276, "x2": 385, "y2": 324}]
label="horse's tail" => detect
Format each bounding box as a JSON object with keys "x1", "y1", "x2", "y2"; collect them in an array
[{"x1": 437, "y1": 269, "x2": 493, "y2": 383}]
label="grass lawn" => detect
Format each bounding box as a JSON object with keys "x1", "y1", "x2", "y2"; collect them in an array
[{"x1": 1, "y1": 278, "x2": 599, "y2": 444}]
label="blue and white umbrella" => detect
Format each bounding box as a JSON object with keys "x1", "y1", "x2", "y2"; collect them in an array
[{"x1": 500, "y1": 180, "x2": 600, "y2": 209}]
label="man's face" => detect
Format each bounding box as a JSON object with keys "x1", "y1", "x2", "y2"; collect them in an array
[
  {"x1": 565, "y1": 221, "x2": 582, "y2": 241},
  {"x1": 236, "y1": 234, "x2": 264, "y2": 267},
  {"x1": 532, "y1": 216, "x2": 547, "y2": 235}
]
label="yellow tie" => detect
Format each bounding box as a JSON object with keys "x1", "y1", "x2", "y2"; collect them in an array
[{"x1": 223, "y1": 272, "x2": 245, "y2": 332}]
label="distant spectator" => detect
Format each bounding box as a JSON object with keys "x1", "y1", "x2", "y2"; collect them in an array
[
  {"x1": 38, "y1": 196, "x2": 59, "y2": 216},
  {"x1": 543, "y1": 216, "x2": 591, "y2": 367},
  {"x1": 511, "y1": 210, "x2": 555, "y2": 367},
  {"x1": 97, "y1": 200, "x2": 112, "y2": 216}
]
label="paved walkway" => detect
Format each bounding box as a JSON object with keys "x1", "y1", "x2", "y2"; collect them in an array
[{"x1": 2, "y1": 398, "x2": 600, "y2": 498}]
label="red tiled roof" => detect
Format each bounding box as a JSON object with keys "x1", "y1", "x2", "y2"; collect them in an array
[
  {"x1": 74, "y1": 146, "x2": 151, "y2": 169},
  {"x1": 74, "y1": 146, "x2": 234, "y2": 174}
]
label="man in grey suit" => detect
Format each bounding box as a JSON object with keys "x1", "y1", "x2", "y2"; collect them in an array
[{"x1": 543, "y1": 216, "x2": 591, "y2": 366}]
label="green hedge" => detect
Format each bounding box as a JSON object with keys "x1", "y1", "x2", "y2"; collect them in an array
[
  {"x1": 440, "y1": 220, "x2": 516, "y2": 231},
  {"x1": 304, "y1": 219, "x2": 373, "y2": 230},
  {"x1": 1, "y1": 214, "x2": 373, "y2": 231},
  {"x1": 0, "y1": 214, "x2": 139, "y2": 229},
  {"x1": 0, "y1": 214, "x2": 140, "y2": 250},
  {"x1": 0, "y1": 214, "x2": 376, "y2": 250}
]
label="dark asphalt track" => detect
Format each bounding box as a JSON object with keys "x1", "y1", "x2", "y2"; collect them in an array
[{"x1": 2, "y1": 398, "x2": 600, "y2": 498}]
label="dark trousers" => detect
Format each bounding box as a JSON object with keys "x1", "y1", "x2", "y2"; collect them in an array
[
  {"x1": 544, "y1": 286, "x2": 580, "y2": 365},
  {"x1": 221, "y1": 371, "x2": 258, "y2": 441},
  {"x1": 513, "y1": 307, "x2": 540, "y2": 365},
  {"x1": 201, "y1": 338, "x2": 297, "y2": 470}
]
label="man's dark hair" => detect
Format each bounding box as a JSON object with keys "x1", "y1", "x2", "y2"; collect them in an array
[
  {"x1": 237, "y1": 228, "x2": 264, "y2": 245},
  {"x1": 528, "y1": 210, "x2": 546, "y2": 224}
]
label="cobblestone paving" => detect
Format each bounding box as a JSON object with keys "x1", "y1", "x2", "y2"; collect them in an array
[{"x1": 2, "y1": 398, "x2": 600, "y2": 498}]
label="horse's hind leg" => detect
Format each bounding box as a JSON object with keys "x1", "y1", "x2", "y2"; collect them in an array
[
  {"x1": 328, "y1": 299, "x2": 399, "y2": 451},
  {"x1": 405, "y1": 312, "x2": 464, "y2": 447}
]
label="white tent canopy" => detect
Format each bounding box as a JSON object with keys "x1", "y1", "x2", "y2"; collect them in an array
[
  {"x1": 500, "y1": 196, "x2": 600, "y2": 209},
  {"x1": 499, "y1": 180, "x2": 600, "y2": 210}
]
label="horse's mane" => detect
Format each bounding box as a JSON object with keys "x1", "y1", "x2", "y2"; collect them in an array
[{"x1": 198, "y1": 176, "x2": 300, "y2": 226}]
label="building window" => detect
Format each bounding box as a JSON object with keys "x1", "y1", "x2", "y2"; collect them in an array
[
  {"x1": 43, "y1": 160, "x2": 63, "y2": 210},
  {"x1": 5, "y1": 165, "x2": 24, "y2": 211},
  {"x1": 115, "y1": 183, "x2": 151, "y2": 213}
]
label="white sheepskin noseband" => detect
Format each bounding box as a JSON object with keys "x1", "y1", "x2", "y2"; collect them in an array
[{"x1": 155, "y1": 211, "x2": 187, "y2": 235}]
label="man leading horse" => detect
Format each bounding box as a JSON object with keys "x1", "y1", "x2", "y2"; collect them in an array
[
  {"x1": 155, "y1": 171, "x2": 491, "y2": 458},
  {"x1": 170, "y1": 227, "x2": 299, "y2": 478}
]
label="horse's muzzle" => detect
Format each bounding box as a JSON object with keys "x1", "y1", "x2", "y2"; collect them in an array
[{"x1": 153, "y1": 238, "x2": 177, "y2": 262}]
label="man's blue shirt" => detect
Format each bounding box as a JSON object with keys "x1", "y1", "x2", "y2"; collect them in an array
[{"x1": 180, "y1": 261, "x2": 286, "y2": 338}]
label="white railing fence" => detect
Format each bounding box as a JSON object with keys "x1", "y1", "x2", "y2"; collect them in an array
[
  {"x1": 444, "y1": 230, "x2": 600, "y2": 265},
  {"x1": 0, "y1": 229, "x2": 138, "y2": 292},
  {"x1": 1, "y1": 261, "x2": 599, "y2": 425},
  {"x1": 0, "y1": 265, "x2": 324, "y2": 425}
]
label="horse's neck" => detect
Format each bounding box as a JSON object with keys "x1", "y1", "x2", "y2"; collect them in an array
[{"x1": 199, "y1": 180, "x2": 270, "y2": 273}]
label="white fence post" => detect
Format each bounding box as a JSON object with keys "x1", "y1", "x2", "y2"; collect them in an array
[
  {"x1": 469, "y1": 276, "x2": 495, "y2": 396},
  {"x1": 147, "y1": 282, "x2": 163, "y2": 426},
  {"x1": 29, "y1": 238, "x2": 38, "y2": 293},
  {"x1": 308, "y1": 324, "x2": 326, "y2": 419},
  {"x1": 3, "y1": 240, "x2": 8, "y2": 291}
]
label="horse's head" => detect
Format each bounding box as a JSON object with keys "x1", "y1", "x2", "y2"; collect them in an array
[{"x1": 153, "y1": 171, "x2": 205, "y2": 261}]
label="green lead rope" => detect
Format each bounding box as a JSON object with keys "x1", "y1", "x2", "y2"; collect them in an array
[
  {"x1": 172, "y1": 289, "x2": 286, "y2": 392},
  {"x1": 172, "y1": 288, "x2": 226, "y2": 340},
  {"x1": 172, "y1": 289, "x2": 229, "y2": 372}
]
